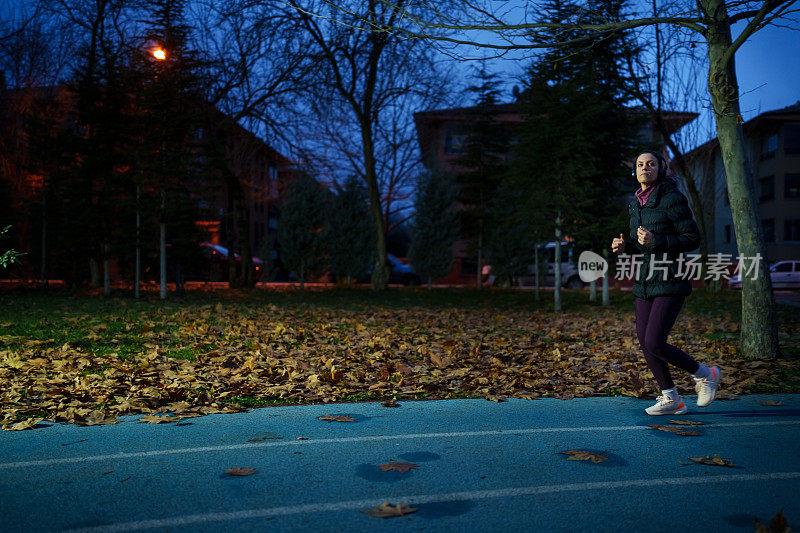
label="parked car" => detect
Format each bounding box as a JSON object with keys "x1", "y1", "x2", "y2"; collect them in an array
[
  {"x1": 728, "y1": 260, "x2": 800, "y2": 289},
  {"x1": 387, "y1": 253, "x2": 422, "y2": 285},
  {"x1": 484, "y1": 241, "x2": 585, "y2": 289},
  {"x1": 191, "y1": 242, "x2": 264, "y2": 282},
  {"x1": 350, "y1": 253, "x2": 422, "y2": 286}
]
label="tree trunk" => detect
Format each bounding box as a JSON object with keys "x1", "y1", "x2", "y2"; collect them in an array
[
  {"x1": 534, "y1": 243, "x2": 540, "y2": 302},
  {"x1": 362, "y1": 119, "x2": 390, "y2": 290},
  {"x1": 225, "y1": 174, "x2": 240, "y2": 288},
  {"x1": 703, "y1": 0, "x2": 778, "y2": 359},
  {"x1": 175, "y1": 258, "x2": 184, "y2": 297},
  {"x1": 135, "y1": 184, "x2": 141, "y2": 299},
  {"x1": 238, "y1": 190, "x2": 254, "y2": 288},
  {"x1": 602, "y1": 248, "x2": 610, "y2": 306},
  {"x1": 299, "y1": 260, "x2": 305, "y2": 291},
  {"x1": 477, "y1": 220, "x2": 483, "y2": 289},
  {"x1": 554, "y1": 213, "x2": 562, "y2": 312},
  {"x1": 103, "y1": 242, "x2": 110, "y2": 297},
  {"x1": 40, "y1": 194, "x2": 47, "y2": 289},
  {"x1": 90, "y1": 257, "x2": 101, "y2": 288},
  {"x1": 159, "y1": 189, "x2": 167, "y2": 300}
]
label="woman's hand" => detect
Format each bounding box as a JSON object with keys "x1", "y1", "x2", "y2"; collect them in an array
[
  {"x1": 637, "y1": 226, "x2": 654, "y2": 247},
  {"x1": 611, "y1": 233, "x2": 625, "y2": 253}
]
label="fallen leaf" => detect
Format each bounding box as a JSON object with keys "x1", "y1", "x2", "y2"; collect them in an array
[
  {"x1": 647, "y1": 424, "x2": 700, "y2": 436},
  {"x1": 558, "y1": 449, "x2": 608, "y2": 463},
  {"x1": 318, "y1": 415, "x2": 356, "y2": 422},
  {"x1": 225, "y1": 468, "x2": 257, "y2": 476},
  {"x1": 362, "y1": 501, "x2": 418, "y2": 518},
  {"x1": 4, "y1": 418, "x2": 43, "y2": 431},
  {"x1": 139, "y1": 414, "x2": 179, "y2": 424},
  {"x1": 77, "y1": 410, "x2": 118, "y2": 426},
  {"x1": 378, "y1": 462, "x2": 418, "y2": 474},
  {"x1": 754, "y1": 511, "x2": 792, "y2": 533},
  {"x1": 758, "y1": 400, "x2": 783, "y2": 406},
  {"x1": 669, "y1": 419, "x2": 704, "y2": 426},
  {"x1": 688, "y1": 454, "x2": 734, "y2": 467}
]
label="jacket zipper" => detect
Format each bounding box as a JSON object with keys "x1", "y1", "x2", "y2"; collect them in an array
[{"x1": 637, "y1": 202, "x2": 647, "y2": 299}]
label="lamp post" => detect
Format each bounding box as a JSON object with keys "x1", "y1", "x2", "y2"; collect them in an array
[{"x1": 152, "y1": 46, "x2": 168, "y2": 300}]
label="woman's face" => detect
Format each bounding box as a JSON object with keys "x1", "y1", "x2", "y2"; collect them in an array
[{"x1": 636, "y1": 153, "x2": 660, "y2": 188}]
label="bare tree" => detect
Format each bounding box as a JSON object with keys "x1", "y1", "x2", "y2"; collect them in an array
[
  {"x1": 287, "y1": 0, "x2": 449, "y2": 289},
  {"x1": 190, "y1": 0, "x2": 318, "y2": 287},
  {"x1": 310, "y1": 0, "x2": 798, "y2": 358}
]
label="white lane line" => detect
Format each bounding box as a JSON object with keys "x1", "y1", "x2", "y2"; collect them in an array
[
  {"x1": 3, "y1": 420, "x2": 799, "y2": 471},
  {"x1": 61, "y1": 471, "x2": 800, "y2": 533}
]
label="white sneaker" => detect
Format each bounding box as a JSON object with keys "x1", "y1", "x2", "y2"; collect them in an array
[
  {"x1": 694, "y1": 366, "x2": 721, "y2": 407},
  {"x1": 645, "y1": 395, "x2": 688, "y2": 415}
]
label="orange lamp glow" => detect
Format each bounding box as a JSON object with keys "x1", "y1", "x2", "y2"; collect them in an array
[{"x1": 153, "y1": 48, "x2": 166, "y2": 60}]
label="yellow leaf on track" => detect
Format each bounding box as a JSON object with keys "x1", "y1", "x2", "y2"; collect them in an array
[
  {"x1": 362, "y1": 502, "x2": 418, "y2": 518},
  {"x1": 225, "y1": 468, "x2": 256, "y2": 476},
  {"x1": 688, "y1": 454, "x2": 734, "y2": 467},
  {"x1": 139, "y1": 414, "x2": 179, "y2": 424},
  {"x1": 558, "y1": 449, "x2": 608, "y2": 463},
  {"x1": 378, "y1": 462, "x2": 418, "y2": 474},
  {"x1": 318, "y1": 415, "x2": 356, "y2": 422}
]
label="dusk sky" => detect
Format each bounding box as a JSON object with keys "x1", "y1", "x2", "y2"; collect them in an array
[{"x1": 463, "y1": 16, "x2": 799, "y2": 150}]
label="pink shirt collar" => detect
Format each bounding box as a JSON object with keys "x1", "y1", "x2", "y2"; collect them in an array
[{"x1": 636, "y1": 184, "x2": 656, "y2": 206}]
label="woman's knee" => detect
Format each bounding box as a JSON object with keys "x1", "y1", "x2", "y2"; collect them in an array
[{"x1": 643, "y1": 336, "x2": 665, "y2": 357}]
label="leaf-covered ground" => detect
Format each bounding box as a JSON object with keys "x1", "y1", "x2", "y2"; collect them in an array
[{"x1": 1, "y1": 288, "x2": 799, "y2": 429}]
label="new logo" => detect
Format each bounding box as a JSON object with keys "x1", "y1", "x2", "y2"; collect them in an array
[{"x1": 578, "y1": 251, "x2": 608, "y2": 283}]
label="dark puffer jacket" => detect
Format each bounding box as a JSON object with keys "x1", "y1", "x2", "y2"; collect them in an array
[{"x1": 623, "y1": 178, "x2": 701, "y2": 300}]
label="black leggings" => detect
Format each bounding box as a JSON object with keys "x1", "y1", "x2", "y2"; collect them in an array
[{"x1": 635, "y1": 296, "x2": 700, "y2": 390}]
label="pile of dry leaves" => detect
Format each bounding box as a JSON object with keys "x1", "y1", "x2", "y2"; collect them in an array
[{"x1": 1, "y1": 301, "x2": 797, "y2": 429}]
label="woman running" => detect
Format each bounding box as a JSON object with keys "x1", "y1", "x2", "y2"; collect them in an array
[{"x1": 611, "y1": 151, "x2": 721, "y2": 415}]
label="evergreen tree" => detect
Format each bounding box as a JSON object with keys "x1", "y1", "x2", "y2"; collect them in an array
[
  {"x1": 325, "y1": 175, "x2": 374, "y2": 286},
  {"x1": 512, "y1": 0, "x2": 640, "y2": 308},
  {"x1": 485, "y1": 182, "x2": 536, "y2": 287},
  {"x1": 133, "y1": 0, "x2": 208, "y2": 297},
  {"x1": 408, "y1": 170, "x2": 459, "y2": 290},
  {"x1": 454, "y1": 68, "x2": 510, "y2": 288},
  {"x1": 277, "y1": 174, "x2": 327, "y2": 289}
]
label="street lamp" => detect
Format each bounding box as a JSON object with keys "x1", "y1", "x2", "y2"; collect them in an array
[{"x1": 148, "y1": 45, "x2": 169, "y2": 298}]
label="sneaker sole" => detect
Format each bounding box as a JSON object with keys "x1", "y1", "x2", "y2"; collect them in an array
[{"x1": 646, "y1": 403, "x2": 688, "y2": 415}]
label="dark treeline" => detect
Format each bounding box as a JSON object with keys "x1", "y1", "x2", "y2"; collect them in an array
[
  {"x1": 0, "y1": 0, "x2": 450, "y2": 293},
  {"x1": 3, "y1": 0, "x2": 661, "y2": 300}
]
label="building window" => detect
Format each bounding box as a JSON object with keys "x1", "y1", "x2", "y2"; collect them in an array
[
  {"x1": 759, "y1": 176, "x2": 774, "y2": 202},
  {"x1": 444, "y1": 132, "x2": 467, "y2": 155},
  {"x1": 785, "y1": 219, "x2": 800, "y2": 242},
  {"x1": 786, "y1": 173, "x2": 800, "y2": 198},
  {"x1": 724, "y1": 224, "x2": 731, "y2": 244},
  {"x1": 785, "y1": 123, "x2": 800, "y2": 155},
  {"x1": 763, "y1": 218, "x2": 775, "y2": 243},
  {"x1": 762, "y1": 132, "x2": 778, "y2": 158}
]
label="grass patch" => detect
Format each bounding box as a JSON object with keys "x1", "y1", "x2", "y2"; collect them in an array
[
  {"x1": 164, "y1": 347, "x2": 195, "y2": 361},
  {"x1": 226, "y1": 395, "x2": 303, "y2": 408}
]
